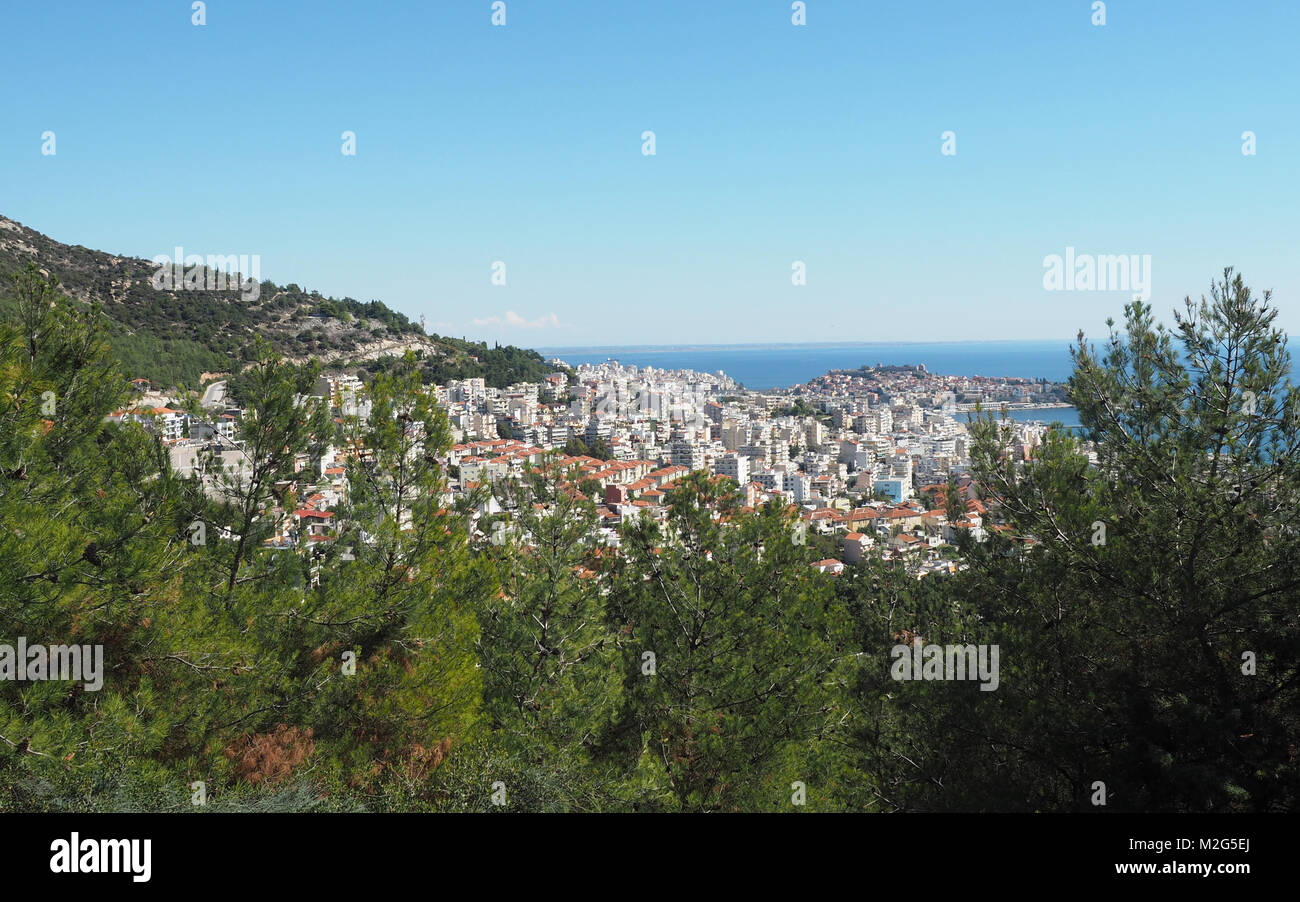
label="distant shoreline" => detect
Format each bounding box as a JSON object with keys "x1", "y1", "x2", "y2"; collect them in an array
[
  {"x1": 540, "y1": 339, "x2": 1075, "y2": 355},
  {"x1": 551, "y1": 343, "x2": 1081, "y2": 389},
  {"x1": 958, "y1": 401, "x2": 1073, "y2": 411}
]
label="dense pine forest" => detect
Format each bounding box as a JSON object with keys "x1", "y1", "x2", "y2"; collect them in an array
[{"x1": 1, "y1": 264, "x2": 1296, "y2": 812}]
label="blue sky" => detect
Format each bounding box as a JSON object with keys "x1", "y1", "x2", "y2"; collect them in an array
[{"x1": 2, "y1": 0, "x2": 1296, "y2": 346}]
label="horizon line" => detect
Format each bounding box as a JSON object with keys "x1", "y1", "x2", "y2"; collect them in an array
[{"x1": 535, "y1": 339, "x2": 1082, "y2": 354}]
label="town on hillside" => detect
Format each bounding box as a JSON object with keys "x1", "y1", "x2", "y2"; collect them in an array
[{"x1": 113, "y1": 360, "x2": 1082, "y2": 580}]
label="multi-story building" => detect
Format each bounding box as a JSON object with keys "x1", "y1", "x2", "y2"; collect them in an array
[
  {"x1": 713, "y1": 452, "x2": 750, "y2": 487},
  {"x1": 670, "y1": 440, "x2": 705, "y2": 471}
]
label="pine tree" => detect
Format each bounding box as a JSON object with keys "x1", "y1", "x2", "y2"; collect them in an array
[
  {"x1": 892, "y1": 270, "x2": 1300, "y2": 811},
  {"x1": 473, "y1": 455, "x2": 622, "y2": 809},
  {"x1": 603, "y1": 473, "x2": 853, "y2": 811}
]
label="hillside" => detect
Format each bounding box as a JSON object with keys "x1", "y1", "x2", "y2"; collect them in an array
[{"x1": 0, "y1": 214, "x2": 554, "y2": 389}]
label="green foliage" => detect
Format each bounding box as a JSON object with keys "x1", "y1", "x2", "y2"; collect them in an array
[
  {"x1": 3, "y1": 264, "x2": 1295, "y2": 813},
  {"x1": 773, "y1": 398, "x2": 817, "y2": 418},
  {"x1": 104, "y1": 329, "x2": 229, "y2": 392},
  {"x1": 1, "y1": 265, "x2": 190, "y2": 809},
  {"x1": 601, "y1": 473, "x2": 854, "y2": 811},
  {"x1": 942, "y1": 478, "x2": 964, "y2": 523},
  {"x1": 0, "y1": 275, "x2": 491, "y2": 811},
  {"x1": 563, "y1": 436, "x2": 611, "y2": 460},
  {"x1": 0, "y1": 217, "x2": 551, "y2": 390},
  {"x1": 408, "y1": 337, "x2": 557, "y2": 389},
  {"x1": 877, "y1": 270, "x2": 1300, "y2": 812},
  {"x1": 471, "y1": 459, "x2": 624, "y2": 808}
]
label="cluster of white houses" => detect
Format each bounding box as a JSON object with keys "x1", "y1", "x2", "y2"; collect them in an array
[{"x1": 114, "y1": 359, "x2": 1063, "y2": 578}]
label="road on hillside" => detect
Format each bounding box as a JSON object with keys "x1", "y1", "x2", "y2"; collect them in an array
[{"x1": 201, "y1": 380, "x2": 227, "y2": 410}]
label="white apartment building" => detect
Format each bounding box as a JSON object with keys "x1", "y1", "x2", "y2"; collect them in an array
[
  {"x1": 787, "y1": 473, "x2": 811, "y2": 503},
  {"x1": 713, "y1": 452, "x2": 750, "y2": 487},
  {"x1": 670, "y1": 440, "x2": 705, "y2": 471},
  {"x1": 805, "y1": 420, "x2": 825, "y2": 448}
]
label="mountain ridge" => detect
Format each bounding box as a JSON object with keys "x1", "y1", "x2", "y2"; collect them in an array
[{"x1": 0, "y1": 214, "x2": 553, "y2": 389}]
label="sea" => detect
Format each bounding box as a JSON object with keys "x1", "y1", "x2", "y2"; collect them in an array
[
  {"x1": 539, "y1": 340, "x2": 1084, "y2": 428},
  {"x1": 538, "y1": 341, "x2": 1078, "y2": 389},
  {"x1": 1001, "y1": 406, "x2": 1082, "y2": 429}
]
